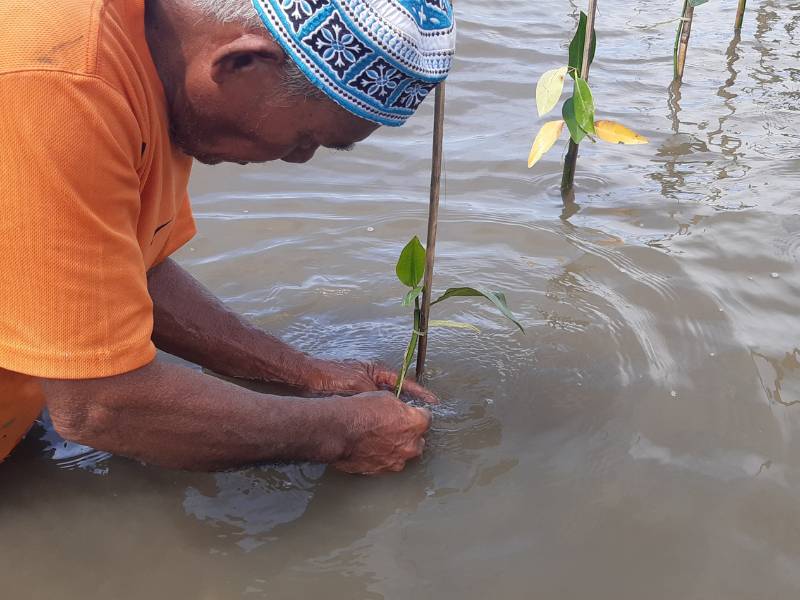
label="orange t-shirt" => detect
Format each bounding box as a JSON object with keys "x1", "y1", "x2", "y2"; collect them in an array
[{"x1": 0, "y1": 0, "x2": 196, "y2": 461}]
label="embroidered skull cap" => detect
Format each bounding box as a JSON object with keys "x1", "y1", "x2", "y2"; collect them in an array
[{"x1": 252, "y1": 0, "x2": 456, "y2": 126}]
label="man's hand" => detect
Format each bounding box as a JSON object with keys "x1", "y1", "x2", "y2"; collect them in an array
[
  {"x1": 42, "y1": 361, "x2": 432, "y2": 473},
  {"x1": 148, "y1": 260, "x2": 440, "y2": 404},
  {"x1": 305, "y1": 359, "x2": 438, "y2": 404},
  {"x1": 334, "y1": 391, "x2": 431, "y2": 475}
]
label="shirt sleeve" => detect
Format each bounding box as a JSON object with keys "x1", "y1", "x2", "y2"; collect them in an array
[{"x1": 0, "y1": 71, "x2": 156, "y2": 379}]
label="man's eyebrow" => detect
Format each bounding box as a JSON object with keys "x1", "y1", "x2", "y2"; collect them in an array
[{"x1": 329, "y1": 143, "x2": 356, "y2": 151}]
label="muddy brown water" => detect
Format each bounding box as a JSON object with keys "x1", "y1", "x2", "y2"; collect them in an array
[{"x1": 3, "y1": 1, "x2": 800, "y2": 598}]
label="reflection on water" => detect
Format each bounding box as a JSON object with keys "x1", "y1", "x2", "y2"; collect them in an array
[
  {"x1": 183, "y1": 464, "x2": 326, "y2": 551},
  {"x1": 3, "y1": 1, "x2": 800, "y2": 598},
  {"x1": 629, "y1": 434, "x2": 784, "y2": 484}
]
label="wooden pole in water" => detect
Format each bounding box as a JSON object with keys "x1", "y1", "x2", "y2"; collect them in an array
[
  {"x1": 735, "y1": 0, "x2": 747, "y2": 31},
  {"x1": 560, "y1": 0, "x2": 599, "y2": 194},
  {"x1": 675, "y1": 1, "x2": 695, "y2": 81},
  {"x1": 415, "y1": 83, "x2": 446, "y2": 381}
]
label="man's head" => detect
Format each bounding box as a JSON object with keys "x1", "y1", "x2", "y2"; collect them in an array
[{"x1": 145, "y1": 0, "x2": 455, "y2": 165}]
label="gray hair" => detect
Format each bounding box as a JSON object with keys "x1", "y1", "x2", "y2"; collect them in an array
[{"x1": 190, "y1": 0, "x2": 325, "y2": 99}]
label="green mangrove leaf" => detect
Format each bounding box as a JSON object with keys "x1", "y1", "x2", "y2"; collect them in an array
[
  {"x1": 568, "y1": 11, "x2": 597, "y2": 79},
  {"x1": 562, "y1": 97, "x2": 587, "y2": 144},
  {"x1": 431, "y1": 287, "x2": 525, "y2": 333},
  {"x1": 402, "y1": 285, "x2": 424, "y2": 307},
  {"x1": 536, "y1": 66, "x2": 569, "y2": 117},
  {"x1": 572, "y1": 78, "x2": 596, "y2": 135},
  {"x1": 396, "y1": 236, "x2": 426, "y2": 288},
  {"x1": 429, "y1": 320, "x2": 481, "y2": 333},
  {"x1": 688, "y1": 0, "x2": 709, "y2": 6}
]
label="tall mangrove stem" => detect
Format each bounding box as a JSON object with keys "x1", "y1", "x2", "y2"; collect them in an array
[
  {"x1": 674, "y1": 0, "x2": 695, "y2": 81},
  {"x1": 735, "y1": 0, "x2": 747, "y2": 31}
]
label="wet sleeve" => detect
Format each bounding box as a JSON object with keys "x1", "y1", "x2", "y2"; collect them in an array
[{"x1": 0, "y1": 71, "x2": 156, "y2": 378}]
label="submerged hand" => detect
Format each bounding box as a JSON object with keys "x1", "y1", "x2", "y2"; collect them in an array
[
  {"x1": 306, "y1": 359, "x2": 438, "y2": 404},
  {"x1": 334, "y1": 391, "x2": 432, "y2": 475}
]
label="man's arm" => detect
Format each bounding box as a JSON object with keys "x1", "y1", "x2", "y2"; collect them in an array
[
  {"x1": 41, "y1": 360, "x2": 430, "y2": 473},
  {"x1": 147, "y1": 257, "x2": 313, "y2": 387},
  {"x1": 147, "y1": 258, "x2": 436, "y2": 402}
]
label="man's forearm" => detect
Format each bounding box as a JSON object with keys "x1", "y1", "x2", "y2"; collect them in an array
[
  {"x1": 146, "y1": 257, "x2": 440, "y2": 404},
  {"x1": 41, "y1": 360, "x2": 347, "y2": 471},
  {"x1": 147, "y1": 258, "x2": 313, "y2": 387}
]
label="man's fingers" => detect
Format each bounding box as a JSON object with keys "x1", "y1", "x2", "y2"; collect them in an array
[
  {"x1": 371, "y1": 365, "x2": 439, "y2": 404},
  {"x1": 412, "y1": 436, "x2": 426, "y2": 457},
  {"x1": 400, "y1": 433, "x2": 426, "y2": 458},
  {"x1": 401, "y1": 378, "x2": 439, "y2": 404},
  {"x1": 411, "y1": 406, "x2": 432, "y2": 432}
]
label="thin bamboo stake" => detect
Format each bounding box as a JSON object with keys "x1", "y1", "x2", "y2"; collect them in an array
[
  {"x1": 560, "y1": 0, "x2": 599, "y2": 194},
  {"x1": 415, "y1": 83, "x2": 446, "y2": 380},
  {"x1": 735, "y1": 0, "x2": 747, "y2": 31},
  {"x1": 675, "y1": 1, "x2": 695, "y2": 81}
]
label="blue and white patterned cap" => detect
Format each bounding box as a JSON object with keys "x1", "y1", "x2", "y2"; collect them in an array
[{"x1": 252, "y1": 0, "x2": 456, "y2": 127}]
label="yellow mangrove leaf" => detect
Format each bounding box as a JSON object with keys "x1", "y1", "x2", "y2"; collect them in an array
[
  {"x1": 594, "y1": 120, "x2": 649, "y2": 145},
  {"x1": 535, "y1": 67, "x2": 569, "y2": 117},
  {"x1": 527, "y1": 120, "x2": 565, "y2": 168}
]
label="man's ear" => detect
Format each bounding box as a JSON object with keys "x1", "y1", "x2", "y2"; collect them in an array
[{"x1": 210, "y1": 34, "x2": 286, "y2": 84}]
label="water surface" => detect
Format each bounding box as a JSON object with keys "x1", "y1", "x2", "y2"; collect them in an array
[{"x1": 3, "y1": 1, "x2": 800, "y2": 598}]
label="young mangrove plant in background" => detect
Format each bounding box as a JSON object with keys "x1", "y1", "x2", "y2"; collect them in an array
[
  {"x1": 393, "y1": 236, "x2": 524, "y2": 397},
  {"x1": 527, "y1": 10, "x2": 648, "y2": 178},
  {"x1": 674, "y1": 0, "x2": 704, "y2": 80},
  {"x1": 674, "y1": 1, "x2": 748, "y2": 82}
]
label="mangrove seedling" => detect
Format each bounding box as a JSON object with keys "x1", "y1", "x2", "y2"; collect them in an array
[
  {"x1": 675, "y1": 1, "x2": 747, "y2": 81},
  {"x1": 674, "y1": 0, "x2": 704, "y2": 80},
  {"x1": 527, "y1": 9, "x2": 648, "y2": 183},
  {"x1": 393, "y1": 236, "x2": 524, "y2": 397}
]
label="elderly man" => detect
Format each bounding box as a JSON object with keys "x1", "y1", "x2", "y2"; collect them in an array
[{"x1": 0, "y1": 0, "x2": 455, "y2": 474}]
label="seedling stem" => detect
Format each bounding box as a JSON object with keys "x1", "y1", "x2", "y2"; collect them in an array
[
  {"x1": 674, "y1": 1, "x2": 695, "y2": 81},
  {"x1": 735, "y1": 0, "x2": 747, "y2": 31}
]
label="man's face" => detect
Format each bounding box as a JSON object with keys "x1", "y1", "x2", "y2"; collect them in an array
[
  {"x1": 143, "y1": 3, "x2": 385, "y2": 167},
  {"x1": 167, "y1": 56, "x2": 380, "y2": 166}
]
